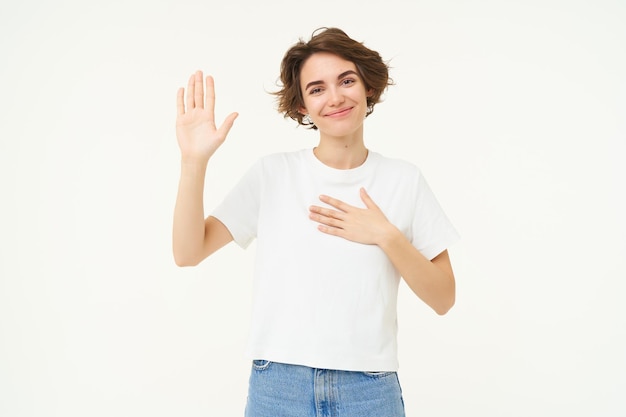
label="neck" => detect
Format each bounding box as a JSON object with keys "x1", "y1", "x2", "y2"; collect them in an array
[{"x1": 314, "y1": 129, "x2": 368, "y2": 169}]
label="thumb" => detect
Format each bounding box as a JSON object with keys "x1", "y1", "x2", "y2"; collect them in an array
[
  {"x1": 217, "y1": 112, "x2": 239, "y2": 138},
  {"x1": 360, "y1": 187, "x2": 379, "y2": 209}
]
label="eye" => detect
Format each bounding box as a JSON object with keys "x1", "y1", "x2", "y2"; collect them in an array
[
  {"x1": 341, "y1": 78, "x2": 356, "y2": 86},
  {"x1": 309, "y1": 87, "x2": 323, "y2": 95}
]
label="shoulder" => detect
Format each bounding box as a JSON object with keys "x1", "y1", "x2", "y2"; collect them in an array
[
  {"x1": 252, "y1": 149, "x2": 310, "y2": 173},
  {"x1": 371, "y1": 151, "x2": 423, "y2": 180},
  {"x1": 257, "y1": 149, "x2": 308, "y2": 165}
]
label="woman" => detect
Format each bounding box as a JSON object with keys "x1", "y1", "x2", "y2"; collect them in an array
[{"x1": 173, "y1": 27, "x2": 459, "y2": 417}]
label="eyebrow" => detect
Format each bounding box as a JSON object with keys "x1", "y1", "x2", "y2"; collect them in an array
[{"x1": 304, "y1": 70, "x2": 359, "y2": 91}]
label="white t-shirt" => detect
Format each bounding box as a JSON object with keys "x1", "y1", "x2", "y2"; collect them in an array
[{"x1": 212, "y1": 149, "x2": 459, "y2": 371}]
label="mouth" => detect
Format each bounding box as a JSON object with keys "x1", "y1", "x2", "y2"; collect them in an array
[{"x1": 325, "y1": 107, "x2": 353, "y2": 117}]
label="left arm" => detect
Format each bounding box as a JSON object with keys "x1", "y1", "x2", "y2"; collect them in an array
[{"x1": 309, "y1": 188, "x2": 455, "y2": 315}]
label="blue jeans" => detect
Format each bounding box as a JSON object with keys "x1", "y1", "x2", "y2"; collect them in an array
[{"x1": 244, "y1": 360, "x2": 405, "y2": 417}]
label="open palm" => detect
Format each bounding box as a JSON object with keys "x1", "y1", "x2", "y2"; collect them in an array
[{"x1": 176, "y1": 71, "x2": 238, "y2": 162}]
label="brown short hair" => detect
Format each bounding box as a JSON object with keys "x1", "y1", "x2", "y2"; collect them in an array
[{"x1": 273, "y1": 27, "x2": 393, "y2": 129}]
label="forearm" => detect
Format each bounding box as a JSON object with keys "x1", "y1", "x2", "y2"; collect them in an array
[
  {"x1": 172, "y1": 159, "x2": 209, "y2": 266},
  {"x1": 379, "y1": 228, "x2": 455, "y2": 315}
]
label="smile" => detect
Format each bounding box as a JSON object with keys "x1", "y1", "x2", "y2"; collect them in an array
[{"x1": 325, "y1": 107, "x2": 353, "y2": 117}]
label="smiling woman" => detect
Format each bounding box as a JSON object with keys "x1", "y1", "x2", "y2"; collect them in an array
[
  {"x1": 274, "y1": 27, "x2": 391, "y2": 130},
  {"x1": 297, "y1": 53, "x2": 371, "y2": 143},
  {"x1": 172, "y1": 27, "x2": 459, "y2": 417}
]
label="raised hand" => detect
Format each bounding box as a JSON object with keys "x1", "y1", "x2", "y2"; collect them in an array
[
  {"x1": 176, "y1": 71, "x2": 238, "y2": 162},
  {"x1": 308, "y1": 188, "x2": 397, "y2": 245}
]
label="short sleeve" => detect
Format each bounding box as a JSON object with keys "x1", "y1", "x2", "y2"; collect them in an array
[
  {"x1": 211, "y1": 159, "x2": 263, "y2": 249},
  {"x1": 410, "y1": 170, "x2": 460, "y2": 260}
]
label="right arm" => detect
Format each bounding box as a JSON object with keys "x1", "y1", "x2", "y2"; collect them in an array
[{"x1": 172, "y1": 71, "x2": 238, "y2": 266}]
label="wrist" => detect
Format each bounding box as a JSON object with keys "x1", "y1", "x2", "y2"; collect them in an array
[
  {"x1": 377, "y1": 224, "x2": 404, "y2": 249},
  {"x1": 180, "y1": 158, "x2": 209, "y2": 177}
]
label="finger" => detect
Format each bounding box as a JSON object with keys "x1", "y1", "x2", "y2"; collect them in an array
[
  {"x1": 205, "y1": 75, "x2": 215, "y2": 119},
  {"x1": 319, "y1": 195, "x2": 350, "y2": 212},
  {"x1": 194, "y1": 70, "x2": 204, "y2": 109},
  {"x1": 309, "y1": 206, "x2": 345, "y2": 221},
  {"x1": 309, "y1": 212, "x2": 343, "y2": 228},
  {"x1": 176, "y1": 87, "x2": 185, "y2": 116},
  {"x1": 360, "y1": 187, "x2": 379, "y2": 209},
  {"x1": 185, "y1": 74, "x2": 194, "y2": 110},
  {"x1": 217, "y1": 112, "x2": 239, "y2": 138},
  {"x1": 317, "y1": 224, "x2": 343, "y2": 237}
]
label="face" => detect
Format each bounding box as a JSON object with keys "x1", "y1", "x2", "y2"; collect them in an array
[{"x1": 298, "y1": 52, "x2": 372, "y2": 138}]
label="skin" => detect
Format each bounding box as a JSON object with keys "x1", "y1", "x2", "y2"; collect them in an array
[
  {"x1": 173, "y1": 53, "x2": 456, "y2": 315},
  {"x1": 172, "y1": 71, "x2": 236, "y2": 266},
  {"x1": 298, "y1": 52, "x2": 371, "y2": 170}
]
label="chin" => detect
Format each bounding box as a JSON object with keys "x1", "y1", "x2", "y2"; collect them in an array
[
  {"x1": 319, "y1": 126, "x2": 358, "y2": 138},
  {"x1": 319, "y1": 120, "x2": 364, "y2": 138}
]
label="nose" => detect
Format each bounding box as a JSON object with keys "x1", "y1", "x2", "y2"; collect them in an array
[{"x1": 327, "y1": 87, "x2": 344, "y2": 106}]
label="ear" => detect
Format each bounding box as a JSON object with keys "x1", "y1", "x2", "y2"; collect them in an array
[
  {"x1": 366, "y1": 88, "x2": 374, "y2": 97},
  {"x1": 298, "y1": 106, "x2": 308, "y2": 115}
]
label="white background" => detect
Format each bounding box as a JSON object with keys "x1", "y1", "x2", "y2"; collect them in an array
[{"x1": 1, "y1": 0, "x2": 625, "y2": 416}]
